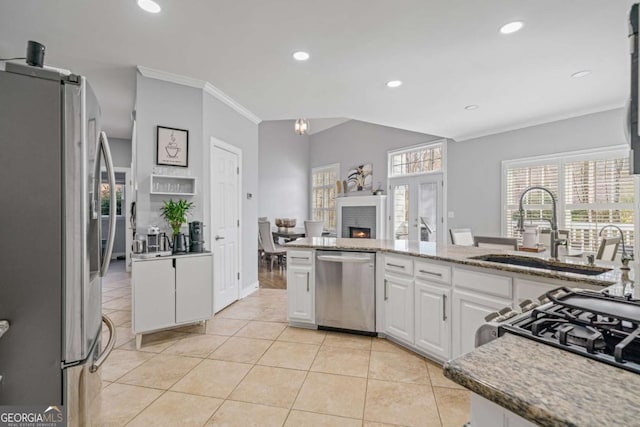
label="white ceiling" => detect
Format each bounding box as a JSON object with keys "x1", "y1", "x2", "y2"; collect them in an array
[{"x1": 0, "y1": 0, "x2": 634, "y2": 140}]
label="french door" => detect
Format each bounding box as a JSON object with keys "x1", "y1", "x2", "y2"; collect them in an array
[{"x1": 389, "y1": 174, "x2": 443, "y2": 242}]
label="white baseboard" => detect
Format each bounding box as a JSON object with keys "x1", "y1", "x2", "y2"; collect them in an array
[{"x1": 240, "y1": 281, "x2": 259, "y2": 299}]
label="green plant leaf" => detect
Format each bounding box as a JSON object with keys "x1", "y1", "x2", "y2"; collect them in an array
[{"x1": 160, "y1": 198, "x2": 195, "y2": 235}]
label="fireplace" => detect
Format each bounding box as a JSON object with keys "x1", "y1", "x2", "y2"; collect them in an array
[
  {"x1": 349, "y1": 226, "x2": 371, "y2": 239},
  {"x1": 336, "y1": 195, "x2": 387, "y2": 239}
]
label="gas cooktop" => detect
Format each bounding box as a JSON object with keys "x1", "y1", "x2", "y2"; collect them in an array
[{"x1": 498, "y1": 287, "x2": 640, "y2": 374}]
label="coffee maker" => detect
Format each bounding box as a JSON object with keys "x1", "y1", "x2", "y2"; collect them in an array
[{"x1": 189, "y1": 221, "x2": 205, "y2": 253}]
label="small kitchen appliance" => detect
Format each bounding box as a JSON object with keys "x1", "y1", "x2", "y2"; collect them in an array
[
  {"x1": 147, "y1": 224, "x2": 161, "y2": 253},
  {"x1": 189, "y1": 221, "x2": 205, "y2": 253},
  {"x1": 476, "y1": 286, "x2": 640, "y2": 374},
  {"x1": 172, "y1": 233, "x2": 189, "y2": 254}
]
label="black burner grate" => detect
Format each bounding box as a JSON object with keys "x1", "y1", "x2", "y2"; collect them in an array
[{"x1": 501, "y1": 287, "x2": 640, "y2": 374}]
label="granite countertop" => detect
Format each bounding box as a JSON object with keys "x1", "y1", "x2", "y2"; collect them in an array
[
  {"x1": 286, "y1": 237, "x2": 633, "y2": 287},
  {"x1": 443, "y1": 333, "x2": 640, "y2": 426}
]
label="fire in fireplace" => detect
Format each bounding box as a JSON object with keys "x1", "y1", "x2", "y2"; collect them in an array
[{"x1": 349, "y1": 227, "x2": 371, "y2": 239}]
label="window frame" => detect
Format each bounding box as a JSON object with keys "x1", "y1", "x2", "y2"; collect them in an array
[
  {"x1": 387, "y1": 141, "x2": 445, "y2": 179},
  {"x1": 501, "y1": 145, "x2": 635, "y2": 253},
  {"x1": 310, "y1": 163, "x2": 340, "y2": 232}
]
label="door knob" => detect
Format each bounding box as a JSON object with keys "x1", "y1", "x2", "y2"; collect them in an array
[{"x1": 215, "y1": 235, "x2": 225, "y2": 241}]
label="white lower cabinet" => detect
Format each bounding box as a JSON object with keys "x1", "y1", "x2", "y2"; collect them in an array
[
  {"x1": 132, "y1": 253, "x2": 214, "y2": 347},
  {"x1": 287, "y1": 250, "x2": 315, "y2": 325},
  {"x1": 415, "y1": 280, "x2": 451, "y2": 359},
  {"x1": 471, "y1": 393, "x2": 536, "y2": 427},
  {"x1": 452, "y1": 289, "x2": 512, "y2": 357},
  {"x1": 514, "y1": 278, "x2": 557, "y2": 306},
  {"x1": 287, "y1": 265, "x2": 314, "y2": 324},
  {"x1": 176, "y1": 256, "x2": 214, "y2": 323},
  {"x1": 384, "y1": 273, "x2": 414, "y2": 344}
]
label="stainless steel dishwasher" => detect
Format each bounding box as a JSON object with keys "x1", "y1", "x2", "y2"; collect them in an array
[{"x1": 315, "y1": 250, "x2": 376, "y2": 335}]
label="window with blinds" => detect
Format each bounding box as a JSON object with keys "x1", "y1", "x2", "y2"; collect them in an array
[
  {"x1": 389, "y1": 143, "x2": 443, "y2": 177},
  {"x1": 505, "y1": 163, "x2": 559, "y2": 239},
  {"x1": 311, "y1": 164, "x2": 339, "y2": 231},
  {"x1": 503, "y1": 148, "x2": 634, "y2": 253},
  {"x1": 564, "y1": 157, "x2": 634, "y2": 252}
]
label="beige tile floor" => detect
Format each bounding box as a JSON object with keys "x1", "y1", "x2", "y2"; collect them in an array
[{"x1": 97, "y1": 261, "x2": 470, "y2": 427}]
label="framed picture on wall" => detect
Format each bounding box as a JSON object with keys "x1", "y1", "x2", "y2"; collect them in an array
[{"x1": 156, "y1": 126, "x2": 189, "y2": 167}]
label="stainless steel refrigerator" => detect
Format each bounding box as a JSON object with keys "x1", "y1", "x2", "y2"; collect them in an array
[{"x1": 0, "y1": 62, "x2": 117, "y2": 425}]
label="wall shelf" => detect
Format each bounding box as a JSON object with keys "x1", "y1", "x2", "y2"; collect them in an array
[{"x1": 150, "y1": 174, "x2": 196, "y2": 196}]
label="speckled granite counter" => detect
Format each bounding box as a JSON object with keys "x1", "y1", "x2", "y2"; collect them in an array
[
  {"x1": 286, "y1": 237, "x2": 633, "y2": 287},
  {"x1": 443, "y1": 333, "x2": 640, "y2": 427}
]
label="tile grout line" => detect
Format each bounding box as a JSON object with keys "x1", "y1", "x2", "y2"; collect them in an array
[
  {"x1": 201, "y1": 320, "x2": 286, "y2": 426},
  {"x1": 282, "y1": 330, "x2": 325, "y2": 426}
]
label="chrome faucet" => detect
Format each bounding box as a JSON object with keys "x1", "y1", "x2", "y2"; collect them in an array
[
  {"x1": 517, "y1": 186, "x2": 566, "y2": 260},
  {"x1": 599, "y1": 225, "x2": 633, "y2": 268}
]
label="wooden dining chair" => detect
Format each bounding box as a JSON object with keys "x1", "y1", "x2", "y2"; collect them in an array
[
  {"x1": 450, "y1": 228, "x2": 474, "y2": 246},
  {"x1": 304, "y1": 220, "x2": 324, "y2": 238},
  {"x1": 258, "y1": 220, "x2": 286, "y2": 270}
]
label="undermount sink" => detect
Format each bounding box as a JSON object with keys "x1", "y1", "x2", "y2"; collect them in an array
[{"x1": 469, "y1": 254, "x2": 613, "y2": 276}]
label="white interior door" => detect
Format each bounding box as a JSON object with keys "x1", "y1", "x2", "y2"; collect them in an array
[
  {"x1": 390, "y1": 174, "x2": 443, "y2": 242},
  {"x1": 211, "y1": 142, "x2": 241, "y2": 312}
]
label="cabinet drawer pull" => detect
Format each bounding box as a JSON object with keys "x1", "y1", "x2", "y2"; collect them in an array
[
  {"x1": 419, "y1": 269, "x2": 442, "y2": 277},
  {"x1": 291, "y1": 256, "x2": 309, "y2": 260},
  {"x1": 442, "y1": 294, "x2": 447, "y2": 321},
  {"x1": 384, "y1": 279, "x2": 388, "y2": 301},
  {"x1": 386, "y1": 263, "x2": 405, "y2": 269},
  {"x1": 306, "y1": 272, "x2": 310, "y2": 292}
]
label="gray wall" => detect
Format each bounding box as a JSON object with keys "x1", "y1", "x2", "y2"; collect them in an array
[
  {"x1": 135, "y1": 73, "x2": 259, "y2": 292},
  {"x1": 258, "y1": 120, "x2": 310, "y2": 225},
  {"x1": 109, "y1": 137, "x2": 132, "y2": 168},
  {"x1": 135, "y1": 74, "x2": 203, "y2": 231},
  {"x1": 202, "y1": 92, "x2": 259, "y2": 294},
  {"x1": 447, "y1": 108, "x2": 626, "y2": 236},
  {"x1": 309, "y1": 120, "x2": 441, "y2": 191}
]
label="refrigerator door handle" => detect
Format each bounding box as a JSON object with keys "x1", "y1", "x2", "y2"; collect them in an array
[
  {"x1": 99, "y1": 131, "x2": 117, "y2": 277},
  {"x1": 0, "y1": 320, "x2": 9, "y2": 339},
  {"x1": 90, "y1": 314, "x2": 116, "y2": 373}
]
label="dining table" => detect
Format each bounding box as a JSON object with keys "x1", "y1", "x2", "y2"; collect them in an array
[{"x1": 272, "y1": 227, "x2": 332, "y2": 243}]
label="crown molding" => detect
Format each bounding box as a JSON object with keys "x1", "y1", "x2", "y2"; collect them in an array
[{"x1": 137, "y1": 66, "x2": 262, "y2": 125}]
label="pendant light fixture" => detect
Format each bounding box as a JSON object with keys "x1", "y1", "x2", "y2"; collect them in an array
[{"x1": 294, "y1": 118, "x2": 310, "y2": 135}]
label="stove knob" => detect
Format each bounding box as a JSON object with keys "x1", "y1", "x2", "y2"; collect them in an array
[
  {"x1": 519, "y1": 299, "x2": 539, "y2": 313},
  {"x1": 501, "y1": 309, "x2": 519, "y2": 321},
  {"x1": 484, "y1": 312, "x2": 501, "y2": 322}
]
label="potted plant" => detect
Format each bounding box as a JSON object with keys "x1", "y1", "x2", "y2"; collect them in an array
[{"x1": 160, "y1": 199, "x2": 194, "y2": 253}]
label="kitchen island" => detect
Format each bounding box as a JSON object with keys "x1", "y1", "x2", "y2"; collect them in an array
[
  {"x1": 286, "y1": 238, "x2": 639, "y2": 426},
  {"x1": 285, "y1": 238, "x2": 633, "y2": 361},
  {"x1": 443, "y1": 333, "x2": 640, "y2": 427}
]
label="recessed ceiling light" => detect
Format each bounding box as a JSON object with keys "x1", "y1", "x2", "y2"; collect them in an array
[
  {"x1": 499, "y1": 21, "x2": 524, "y2": 34},
  {"x1": 571, "y1": 70, "x2": 592, "y2": 79},
  {"x1": 386, "y1": 80, "x2": 403, "y2": 88},
  {"x1": 137, "y1": 0, "x2": 161, "y2": 13},
  {"x1": 464, "y1": 105, "x2": 479, "y2": 110},
  {"x1": 292, "y1": 51, "x2": 310, "y2": 61}
]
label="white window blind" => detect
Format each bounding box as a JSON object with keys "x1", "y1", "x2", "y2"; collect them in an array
[
  {"x1": 505, "y1": 163, "x2": 559, "y2": 239},
  {"x1": 564, "y1": 157, "x2": 634, "y2": 252},
  {"x1": 389, "y1": 143, "x2": 443, "y2": 177},
  {"x1": 503, "y1": 148, "x2": 634, "y2": 254},
  {"x1": 311, "y1": 164, "x2": 339, "y2": 231}
]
